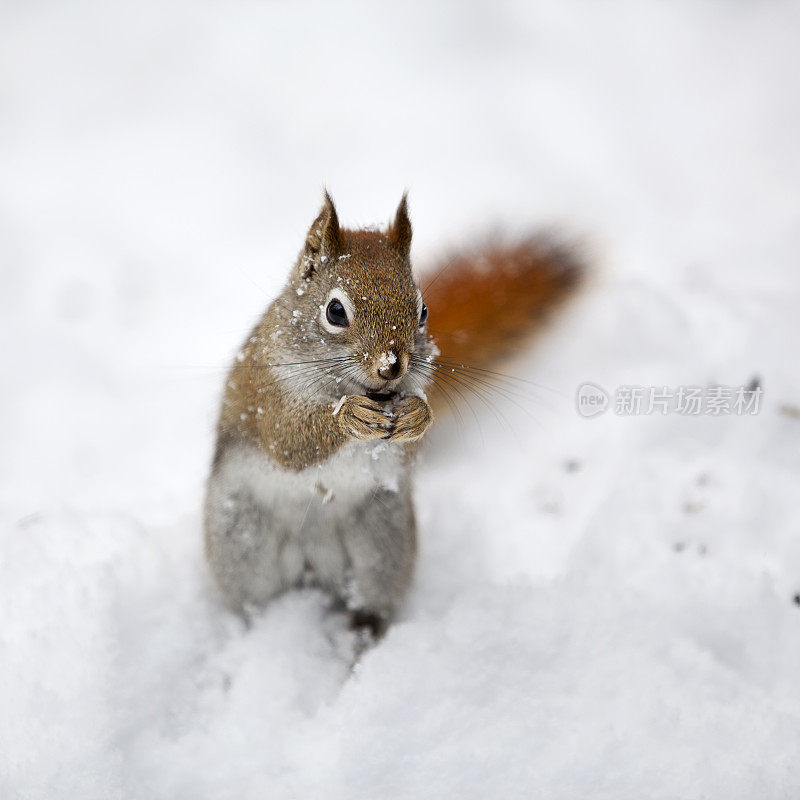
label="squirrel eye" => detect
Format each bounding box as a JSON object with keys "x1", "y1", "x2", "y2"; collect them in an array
[
  {"x1": 419, "y1": 302, "x2": 428, "y2": 327},
  {"x1": 326, "y1": 299, "x2": 349, "y2": 327}
]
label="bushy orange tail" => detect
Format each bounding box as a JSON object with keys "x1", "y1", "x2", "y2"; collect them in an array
[{"x1": 423, "y1": 237, "x2": 584, "y2": 377}]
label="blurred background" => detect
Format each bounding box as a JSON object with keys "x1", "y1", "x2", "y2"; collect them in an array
[{"x1": 2, "y1": 2, "x2": 800, "y2": 798}]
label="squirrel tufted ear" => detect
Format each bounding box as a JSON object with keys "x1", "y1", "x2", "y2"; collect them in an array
[
  {"x1": 388, "y1": 192, "x2": 412, "y2": 258},
  {"x1": 301, "y1": 190, "x2": 341, "y2": 278}
]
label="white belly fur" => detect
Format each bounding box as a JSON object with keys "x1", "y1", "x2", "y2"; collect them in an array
[
  {"x1": 221, "y1": 438, "x2": 405, "y2": 513},
  {"x1": 207, "y1": 438, "x2": 409, "y2": 600}
]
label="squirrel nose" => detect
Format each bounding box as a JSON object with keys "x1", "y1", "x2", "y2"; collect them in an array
[{"x1": 376, "y1": 351, "x2": 407, "y2": 381}]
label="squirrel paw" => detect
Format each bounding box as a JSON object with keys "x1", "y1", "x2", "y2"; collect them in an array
[
  {"x1": 336, "y1": 395, "x2": 393, "y2": 441},
  {"x1": 350, "y1": 609, "x2": 389, "y2": 640},
  {"x1": 387, "y1": 396, "x2": 433, "y2": 442}
]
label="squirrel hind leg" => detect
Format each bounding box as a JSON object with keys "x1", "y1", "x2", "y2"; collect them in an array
[
  {"x1": 339, "y1": 488, "x2": 416, "y2": 622},
  {"x1": 204, "y1": 476, "x2": 302, "y2": 609}
]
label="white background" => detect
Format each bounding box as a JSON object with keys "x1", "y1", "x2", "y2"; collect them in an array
[{"x1": 2, "y1": 1, "x2": 799, "y2": 797}]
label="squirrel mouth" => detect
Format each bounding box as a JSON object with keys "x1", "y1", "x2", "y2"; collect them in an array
[{"x1": 366, "y1": 390, "x2": 397, "y2": 403}]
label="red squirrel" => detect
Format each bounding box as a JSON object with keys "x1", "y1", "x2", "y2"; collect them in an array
[{"x1": 204, "y1": 192, "x2": 582, "y2": 635}]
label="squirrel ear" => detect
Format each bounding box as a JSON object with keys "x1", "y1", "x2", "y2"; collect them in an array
[
  {"x1": 388, "y1": 192, "x2": 412, "y2": 258},
  {"x1": 302, "y1": 190, "x2": 341, "y2": 278}
]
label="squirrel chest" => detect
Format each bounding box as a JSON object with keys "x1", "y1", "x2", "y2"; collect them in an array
[{"x1": 218, "y1": 438, "x2": 408, "y2": 519}]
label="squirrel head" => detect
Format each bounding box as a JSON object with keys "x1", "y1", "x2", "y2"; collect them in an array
[{"x1": 276, "y1": 191, "x2": 434, "y2": 398}]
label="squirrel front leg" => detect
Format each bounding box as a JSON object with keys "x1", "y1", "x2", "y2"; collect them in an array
[
  {"x1": 252, "y1": 394, "x2": 427, "y2": 470},
  {"x1": 251, "y1": 394, "x2": 392, "y2": 470},
  {"x1": 336, "y1": 395, "x2": 394, "y2": 441},
  {"x1": 387, "y1": 396, "x2": 433, "y2": 442},
  {"x1": 337, "y1": 395, "x2": 433, "y2": 443}
]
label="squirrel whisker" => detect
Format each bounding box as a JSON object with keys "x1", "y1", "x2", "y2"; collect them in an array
[
  {"x1": 409, "y1": 362, "x2": 485, "y2": 438},
  {"x1": 409, "y1": 356, "x2": 554, "y2": 415},
  {"x1": 409, "y1": 359, "x2": 533, "y2": 435},
  {"x1": 410, "y1": 355, "x2": 561, "y2": 396}
]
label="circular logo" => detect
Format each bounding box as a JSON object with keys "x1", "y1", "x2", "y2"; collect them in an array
[{"x1": 576, "y1": 382, "x2": 609, "y2": 418}]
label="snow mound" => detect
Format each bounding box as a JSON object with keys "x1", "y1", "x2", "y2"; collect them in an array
[{"x1": 2, "y1": 0, "x2": 800, "y2": 797}]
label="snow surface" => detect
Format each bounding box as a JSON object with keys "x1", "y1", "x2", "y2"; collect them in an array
[{"x1": 2, "y1": 1, "x2": 800, "y2": 798}]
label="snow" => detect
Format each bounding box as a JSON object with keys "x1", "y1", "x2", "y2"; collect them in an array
[
  {"x1": 378, "y1": 351, "x2": 398, "y2": 369},
  {"x1": 2, "y1": 1, "x2": 800, "y2": 798}
]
